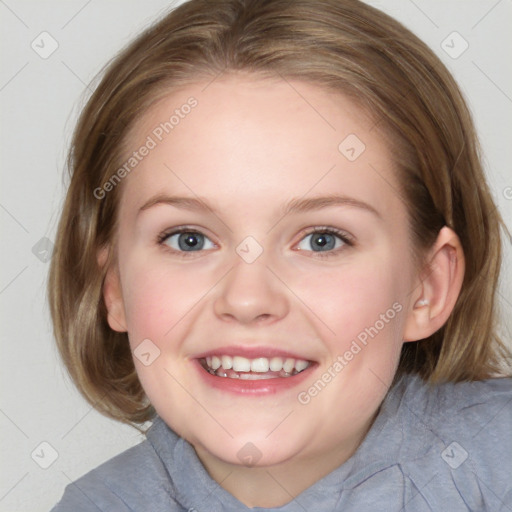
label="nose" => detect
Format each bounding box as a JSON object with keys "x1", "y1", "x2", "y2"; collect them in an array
[{"x1": 213, "y1": 258, "x2": 289, "y2": 325}]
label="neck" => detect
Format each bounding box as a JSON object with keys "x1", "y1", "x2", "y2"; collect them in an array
[{"x1": 193, "y1": 420, "x2": 373, "y2": 508}]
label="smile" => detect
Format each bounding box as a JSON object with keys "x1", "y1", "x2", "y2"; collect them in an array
[{"x1": 200, "y1": 355, "x2": 311, "y2": 380}]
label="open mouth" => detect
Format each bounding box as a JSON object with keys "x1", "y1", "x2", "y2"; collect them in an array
[{"x1": 200, "y1": 355, "x2": 312, "y2": 380}]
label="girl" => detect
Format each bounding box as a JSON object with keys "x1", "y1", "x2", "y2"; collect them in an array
[{"x1": 49, "y1": 0, "x2": 512, "y2": 510}]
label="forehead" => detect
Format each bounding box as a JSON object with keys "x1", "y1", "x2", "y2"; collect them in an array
[{"x1": 118, "y1": 75, "x2": 402, "y2": 219}]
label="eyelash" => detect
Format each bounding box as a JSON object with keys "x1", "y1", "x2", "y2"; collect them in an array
[{"x1": 156, "y1": 225, "x2": 354, "y2": 259}]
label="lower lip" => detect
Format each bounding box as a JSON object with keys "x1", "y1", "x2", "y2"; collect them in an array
[{"x1": 193, "y1": 360, "x2": 316, "y2": 396}]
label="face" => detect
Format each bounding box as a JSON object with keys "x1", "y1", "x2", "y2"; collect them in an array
[{"x1": 107, "y1": 75, "x2": 419, "y2": 473}]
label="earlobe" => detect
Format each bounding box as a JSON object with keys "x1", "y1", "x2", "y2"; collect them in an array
[
  {"x1": 97, "y1": 246, "x2": 128, "y2": 333},
  {"x1": 403, "y1": 226, "x2": 465, "y2": 342}
]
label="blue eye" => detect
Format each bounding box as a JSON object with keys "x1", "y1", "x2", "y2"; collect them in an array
[
  {"x1": 157, "y1": 226, "x2": 352, "y2": 258},
  {"x1": 297, "y1": 229, "x2": 350, "y2": 253},
  {"x1": 159, "y1": 230, "x2": 215, "y2": 252}
]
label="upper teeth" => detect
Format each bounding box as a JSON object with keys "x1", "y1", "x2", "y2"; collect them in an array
[{"x1": 205, "y1": 355, "x2": 310, "y2": 373}]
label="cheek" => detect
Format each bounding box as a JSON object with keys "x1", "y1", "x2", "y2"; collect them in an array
[
  {"x1": 119, "y1": 255, "x2": 215, "y2": 343},
  {"x1": 293, "y1": 258, "x2": 408, "y2": 424},
  {"x1": 295, "y1": 252, "x2": 410, "y2": 391},
  {"x1": 298, "y1": 258, "x2": 403, "y2": 342}
]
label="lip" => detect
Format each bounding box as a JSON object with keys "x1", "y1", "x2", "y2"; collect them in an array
[
  {"x1": 191, "y1": 345, "x2": 316, "y2": 396},
  {"x1": 193, "y1": 359, "x2": 316, "y2": 395}
]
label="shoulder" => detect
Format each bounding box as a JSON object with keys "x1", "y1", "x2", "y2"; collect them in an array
[
  {"x1": 50, "y1": 420, "x2": 183, "y2": 511},
  {"x1": 397, "y1": 373, "x2": 512, "y2": 443},
  {"x1": 390, "y1": 374, "x2": 512, "y2": 510}
]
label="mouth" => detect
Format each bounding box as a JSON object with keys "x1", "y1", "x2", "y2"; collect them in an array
[{"x1": 200, "y1": 354, "x2": 312, "y2": 380}]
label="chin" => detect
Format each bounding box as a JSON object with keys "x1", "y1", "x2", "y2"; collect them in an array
[{"x1": 193, "y1": 430, "x2": 307, "y2": 469}]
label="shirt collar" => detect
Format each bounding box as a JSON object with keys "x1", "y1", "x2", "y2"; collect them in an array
[{"x1": 145, "y1": 375, "x2": 414, "y2": 511}]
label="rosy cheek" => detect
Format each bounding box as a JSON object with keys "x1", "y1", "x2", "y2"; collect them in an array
[
  {"x1": 325, "y1": 274, "x2": 400, "y2": 364},
  {"x1": 314, "y1": 267, "x2": 387, "y2": 326},
  {"x1": 121, "y1": 259, "x2": 205, "y2": 340},
  {"x1": 120, "y1": 266, "x2": 170, "y2": 338}
]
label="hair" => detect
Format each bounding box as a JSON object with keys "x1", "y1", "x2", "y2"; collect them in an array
[{"x1": 48, "y1": 0, "x2": 511, "y2": 425}]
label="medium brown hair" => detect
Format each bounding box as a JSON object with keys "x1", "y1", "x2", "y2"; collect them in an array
[{"x1": 48, "y1": 0, "x2": 511, "y2": 425}]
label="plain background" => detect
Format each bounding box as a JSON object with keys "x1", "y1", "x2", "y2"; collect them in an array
[{"x1": 0, "y1": 1, "x2": 511, "y2": 510}]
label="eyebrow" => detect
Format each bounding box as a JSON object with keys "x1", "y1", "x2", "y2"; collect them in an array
[{"x1": 137, "y1": 193, "x2": 381, "y2": 219}]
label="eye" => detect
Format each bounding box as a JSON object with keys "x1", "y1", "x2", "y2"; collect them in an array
[
  {"x1": 296, "y1": 228, "x2": 352, "y2": 254},
  {"x1": 158, "y1": 228, "x2": 215, "y2": 253}
]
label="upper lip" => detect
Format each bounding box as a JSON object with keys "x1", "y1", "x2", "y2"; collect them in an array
[{"x1": 193, "y1": 345, "x2": 315, "y2": 362}]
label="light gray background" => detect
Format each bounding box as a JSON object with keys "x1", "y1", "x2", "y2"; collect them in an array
[{"x1": 0, "y1": 1, "x2": 511, "y2": 510}]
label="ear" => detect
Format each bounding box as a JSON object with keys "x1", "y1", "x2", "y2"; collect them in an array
[
  {"x1": 403, "y1": 226, "x2": 465, "y2": 342},
  {"x1": 97, "y1": 246, "x2": 128, "y2": 333}
]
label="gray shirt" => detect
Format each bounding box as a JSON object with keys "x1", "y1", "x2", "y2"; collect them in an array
[{"x1": 50, "y1": 374, "x2": 512, "y2": 511}]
